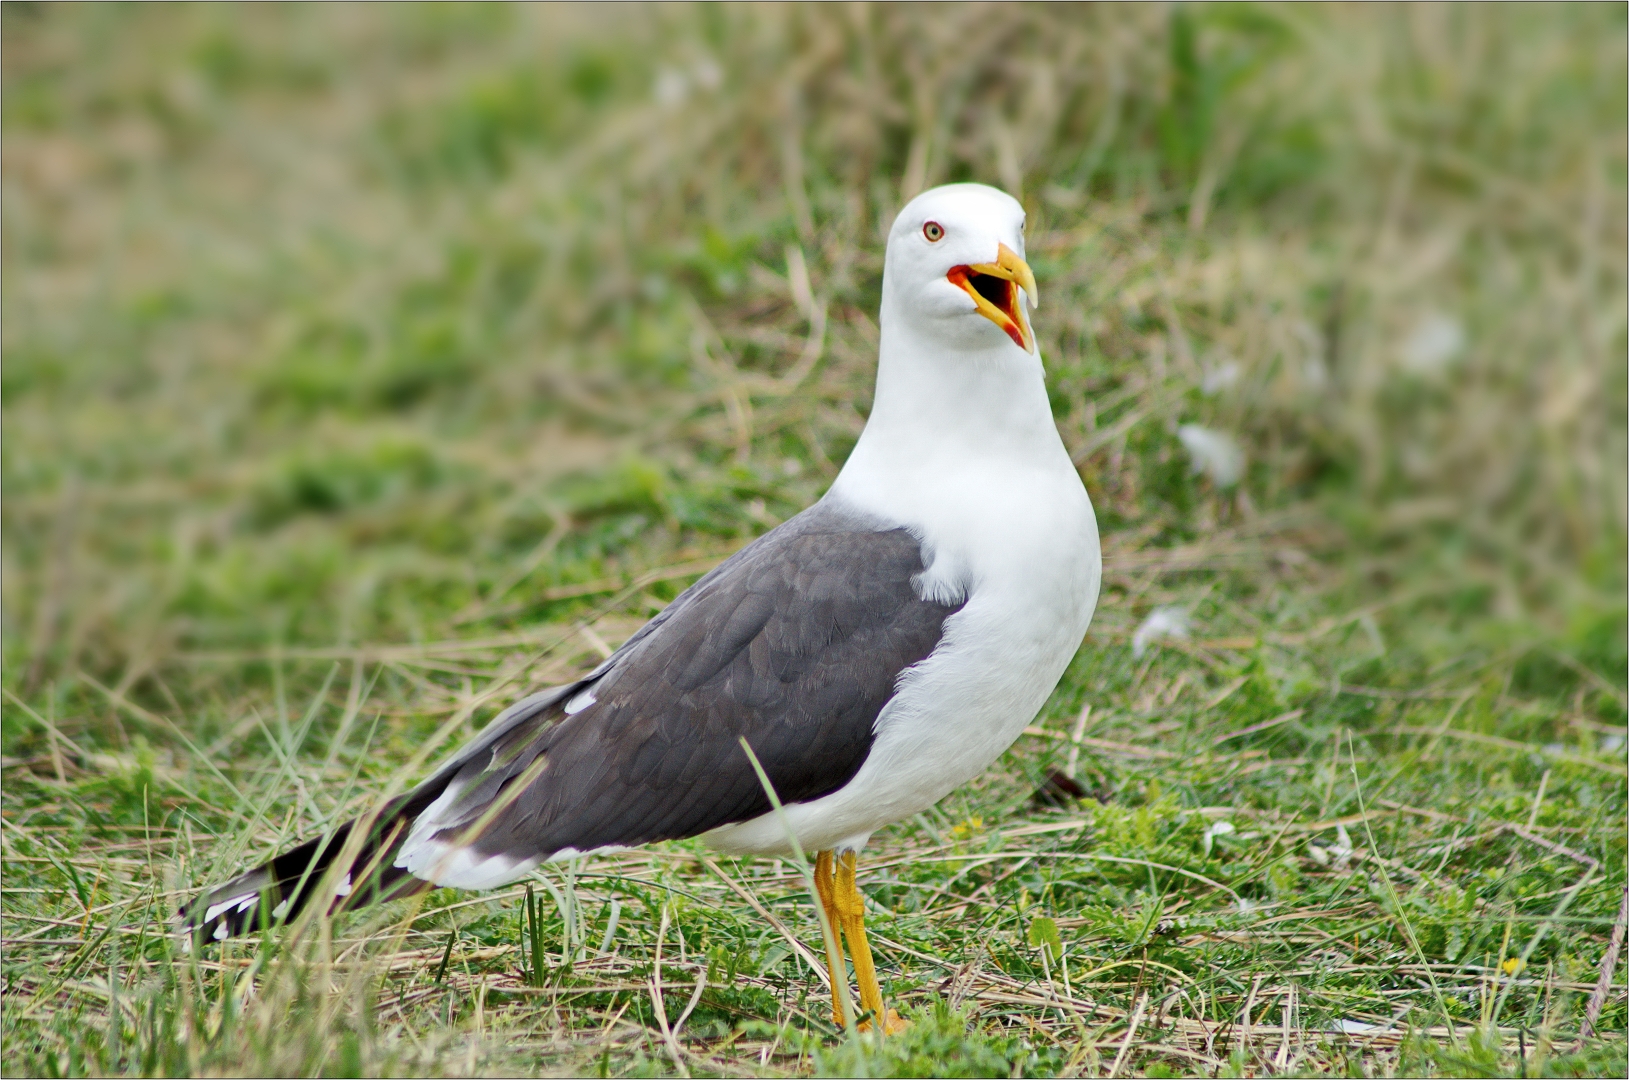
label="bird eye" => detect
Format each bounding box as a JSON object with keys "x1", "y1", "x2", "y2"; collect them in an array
[{"x1": 923, "y1": 221, "x2": 944, "y2": 242}]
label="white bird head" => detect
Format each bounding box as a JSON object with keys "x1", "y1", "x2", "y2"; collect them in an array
[{"x1": 883, "y1": 183, "x2": 1038, "y2": 355}]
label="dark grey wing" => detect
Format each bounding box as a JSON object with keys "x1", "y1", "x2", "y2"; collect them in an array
[{"x1": 398, "y1": 500, "x2": 964, "y2": 877}]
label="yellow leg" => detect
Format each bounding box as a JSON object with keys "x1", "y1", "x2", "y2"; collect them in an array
[
  {"x1": 812, "y1": 850, "x2": 851, "y2": 1029},
  {"x1": 833, "y1": 851, "x2": 907, "y2": 1035}
]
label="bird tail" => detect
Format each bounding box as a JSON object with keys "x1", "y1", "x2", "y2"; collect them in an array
[{"x1": 182, "y1": 795, "x2": 433, "y2": 944}]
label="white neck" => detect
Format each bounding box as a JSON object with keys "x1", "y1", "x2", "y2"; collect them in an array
[
  {"x1": 817, "y1": 257, "x2": 1101, "y2": 691},
  {"x1": 832, "y1": 293, "x2": 1068, "y2": 497}
]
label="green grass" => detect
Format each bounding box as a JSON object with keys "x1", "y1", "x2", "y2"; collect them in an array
[{"x1": 2, "y1": 4, "x2": 1625, "y2": 1076}]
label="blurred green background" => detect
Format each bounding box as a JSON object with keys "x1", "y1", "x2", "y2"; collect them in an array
[
  {"x1": 2, "y1": 5, "x2": 1626, "y2": 1076},
  {"x1": 4, "y1": 3, "x2": 1622, "y2": 687}
]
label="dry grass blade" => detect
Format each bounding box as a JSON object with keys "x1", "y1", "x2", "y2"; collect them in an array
[{"x1": 1578, "y1": 883, "x2": 1629, "y2": 1045}]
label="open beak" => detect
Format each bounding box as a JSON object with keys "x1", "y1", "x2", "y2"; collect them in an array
[{"x1": 948, "y1": 243, "x2": 1038, "y2": 353}]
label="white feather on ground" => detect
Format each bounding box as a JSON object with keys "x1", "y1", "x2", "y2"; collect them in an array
[
  {"x1": 1177, "y1": 424, "x2": 1245, "y2": 488},
  {"x1": 1131, "y1": 605, "x2": 1190, "y2": 659}
]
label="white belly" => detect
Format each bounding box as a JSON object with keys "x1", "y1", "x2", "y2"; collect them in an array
[{"x1": 706, "y1": 457, "x2": 1100, "y2": 855}]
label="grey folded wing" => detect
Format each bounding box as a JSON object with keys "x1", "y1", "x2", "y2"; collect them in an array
[{"x1": 394, "y1": 502, "x2": 965, "y2": 882}]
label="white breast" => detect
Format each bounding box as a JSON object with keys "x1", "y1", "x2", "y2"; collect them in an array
[{"x1": 706, "y1": 434, "x2": 1100, "y2": 856}]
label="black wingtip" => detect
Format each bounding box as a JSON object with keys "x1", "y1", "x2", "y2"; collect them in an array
[
  {"x1": 181, "y1": 798, "x2": 435, "y2": 946},
  {"x1": 181, "y1": 825, "x2": 356, "y2": 945},
  {"x1": 180, "y1": 879, "x2": 280, "y2": 944}
]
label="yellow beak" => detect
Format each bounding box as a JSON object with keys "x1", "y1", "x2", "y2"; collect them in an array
[{"x1": 947, "y1": 243, "x2": 1038, "y2": 353}]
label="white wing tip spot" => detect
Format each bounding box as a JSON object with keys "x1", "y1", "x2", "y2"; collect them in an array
[{"x1": 204, "y1": 893, "x2": 257, "y2": 924}]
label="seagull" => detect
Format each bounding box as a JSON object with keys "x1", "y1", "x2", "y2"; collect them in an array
[{"x1": 185, "y1": 182, "x2": 1101, "y2": 1033}]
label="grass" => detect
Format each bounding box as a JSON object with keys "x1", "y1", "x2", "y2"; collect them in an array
[{"x1": 2, "y1": 3, "x2": 1625, "y2": 1076}]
